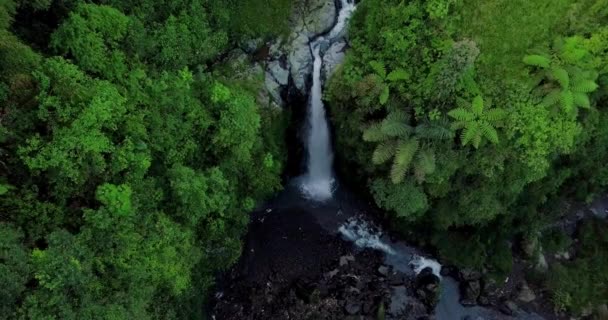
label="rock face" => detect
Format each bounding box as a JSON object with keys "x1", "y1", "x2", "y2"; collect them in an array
[{"x1": 244, "y1": 0, "x2": 348, "y2": 107}]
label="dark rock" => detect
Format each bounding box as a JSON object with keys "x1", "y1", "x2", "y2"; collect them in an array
[
  {"x1": 388, "y1": 270, "x2": 407, "y2": 286},
  {"x1": 460, "y1": 280, "x2": 481, "y2": 306},
  {"x1": 415, "y1": 267, "x2": 441, "y2": 309},
  {"x1": 517, "y1": 281, "x2": 536, "y2": 303},
  {"x1": 459, "y1": 268, "x2": 482, "y2": 281},
  {"x1": 477, "y1": 295, "x2": 490, "y2": 306},
  {"x1": 377, "y1": 265, "x2": 389, "y2": 276},
  {"x1": 345, "y1": 300, "x2": 361, "y2": 315}
]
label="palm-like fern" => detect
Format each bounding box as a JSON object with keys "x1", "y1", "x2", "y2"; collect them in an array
[
  {"x1": 448, "y1": 95, "x2": 506, "y2": 149},
  {"x1": 368, "y1": 61, "x2": 410, "y2": 105},
  {"x1": 363, "y1": 110, "x2": 446, "y2": 184},
  {"x1": 523, "y1": 55, "x2": 598, "y2": 112}
]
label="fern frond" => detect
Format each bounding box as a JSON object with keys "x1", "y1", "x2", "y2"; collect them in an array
[
  {"x1": 372, "y1": 141, "x2": 396, "y2": 164},
  {"x1": 448, "y1": 108, "x2": 475, "y2": 122},
  {"x1": 384, "y1": 110, "x2": 409, "y2": 123},
  {"x1": 571, "y1": 79, "x2": 598, "y2": 93},
  {"x1": 573, "y1": 92, "x2": 591, "y2": 109},
  {"x1": 363, "y1": 122, "x2": 387, "y2": 142},
  {"x1": 472, "y1": 133, "x2": 483, "y2": 149},
  {"x1": 560, "y1": 90, "x2": 574, "y2": 113},
  {"x1": 483, "y1": 108, "x2": 507, "y2": 122},
  {"x1": 369, "y1": 60, "x2": 386, "y2": 79},
  {"x1": 416, "y1": 150, "x2": 436, "y2": 175},
  {"x1": 416, "y1": 121, "x2": 454, "y2": 140},
  {"x1": 451, "y1": 121, "x2": 466, "y2": 130},
  {"x1": 471, "y1": 95, "x2": 484, "y2": 116},
  {"x1": 391, "y1": 139, "x2": 419, "y2": 184},
  {"x1": 551, "y1": 67, "x2": 570, "y2": 89},
  {"x1": 479, "y1": 122, "x2": 499, "y2": 144},
  {"x1": 542, "y1": 90, "x2": 561, "y2": 107},
  {"x1": 413, "y1": 150, "x2": 435, "y2": 183},
  {"x1": 461, "y1": 122, "x2": 478, "y2": 147},
  {"x1": 386, "y1": 69, "x2": 410, "y2": 82},
  {"x1": 523, "y1": 55, "x2": 551, "y2": 69},
  {"x1": 381, "y1": 121, "x2": 412, "y2": 137},
  {"x1": 379, "y1": 85, "x2": 390, "y2": 105}
]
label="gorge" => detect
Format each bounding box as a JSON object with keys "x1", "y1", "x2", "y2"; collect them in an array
[{"x1": 211, "y1": 1, "x2": 545, "y2": 319}]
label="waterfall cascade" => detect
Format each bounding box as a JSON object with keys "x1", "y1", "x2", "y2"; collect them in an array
[{"x1": 300, "y1": 0, "x2": 356, "y2": 201}]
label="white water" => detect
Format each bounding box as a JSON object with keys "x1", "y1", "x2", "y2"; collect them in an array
[
  {"x1": 300, "y1": 0, "x2": 356, "y2": 201},
  {"x1": 338, "y1": 218, "x2": 396, "y2": 255}
]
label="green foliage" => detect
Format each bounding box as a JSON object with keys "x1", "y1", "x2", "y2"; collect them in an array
[
  {"x1": 541, "y1": 229, "x2": 572, "y2": 254},
  {"x1": 448, "y1": 95, "x2": 507, "y2": 148},
  {"x1": 371, "y1": 179, "x2": 429, "y2": 221},
  {"x1": 0, "y1": 0, "x2": 286, "y2": 318}
]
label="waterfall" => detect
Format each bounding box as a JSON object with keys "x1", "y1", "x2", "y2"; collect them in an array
[{"x1": 300, "y1": 0, "x2": 356, "y2": 201}]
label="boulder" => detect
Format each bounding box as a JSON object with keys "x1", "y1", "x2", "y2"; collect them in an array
[
  {"x1": 288, "y1": 32, "x2": 313, "y2": 93},
  {"x1": 517, "y1": 282, "x2": 536, "y2": 303},
  {"x1": 377, "y1": 265, "x2": 389, "y2": 276},
  {"x1": 459, "y1": 268, "x2": 482, "y2": 282},
  {"x1": 293, "y1": 0, "x2": 337, "y2": 37},
  {"x1": 264, "y1": 72, "x2": 284, "y2": 106},
  {"x1": 268, "y1": 60, "x2": 289, "y2": 86},
  {"x1": 344, "y1": 300, "x2": 361, "y2": 315},
  {"x1": 322, "y1": 40, "x2": 347, "y2": 81},
  {"x1": 460, "y1": 280, "x2": 481, "y2": 306}
]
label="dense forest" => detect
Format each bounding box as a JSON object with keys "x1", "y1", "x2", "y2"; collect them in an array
[{"x1": 1, "y1": 0, "x2": 607, "y2": 319}]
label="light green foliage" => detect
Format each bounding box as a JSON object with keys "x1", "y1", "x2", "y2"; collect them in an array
[
  {"x1": 448, "y1": 95, "x2": 507, "y2": 148},
  {"x1": 523, "y1": 43, "x2": 599, "y2": 113},
  {"x1": 51, "y1": 4, "x2": 129, "y2": 79},
  {"x1": 367, "y1": 61, "x2": 410, "y2": 105},
  {"x1": 18, "y1": 58, "x2": 145, "y2": 197},
  {"x1": 0, "y1": 0, "x2": 286, "y2": 317}
]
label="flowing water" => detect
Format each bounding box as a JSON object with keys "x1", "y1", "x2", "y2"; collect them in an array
[{"x1": 300, "y1": 0, "x2": 356, "y2": 201}]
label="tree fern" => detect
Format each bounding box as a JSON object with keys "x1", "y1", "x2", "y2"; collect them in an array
[
  {"x1": 386, "y1": 69, "x2": 409, "y2": 82},
  {"x1": 523, "y1": 55, "x2": 551, "y2": 69},
  {"x1": 524, "y1": 51, "x2": 598, "y2": 112},
  {"x1": 448, "y1": 95, "x2": 504, "y2": 148},
  {"x1": 369, "y1": 60, "x2": 386, "y2": 79}
]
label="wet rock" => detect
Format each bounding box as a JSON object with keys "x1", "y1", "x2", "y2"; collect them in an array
[
  {"x1": 340, "y1": 254, "x2": 355, "y2": 266},
  {"x1": 294, "y1": 0, "x2": 336, "y2": 37},
  {"x1": 388, "y1": 270, "x2": 407, "y2": 286},
  {"x1": 345, "y1": 300, "x2": 361, "y2": 315},
  {"x1": 265, "y1": 71, "x2": 284, "y2": 106},
  {"x1": 415, "y1": 267, "x2": 441, "y2": 309},
  {"x1": 268, "y1": 60, "x2": 289, "y2": 86},
  {"x1": 499, "y1": 300, "x2": 519, "y2": 315},
  {"x1": 322, "y1": 40, "x2": 346, "y2": 81},
  {"x1": 288, "y1": 32, "x2": 313, "y2": 93},
  {"x1": 521, "y1": 234, "x2": 539, "y2": 258},
  {"x1": 377, "y1": 265, "x2": 389, "y2": 276},
  {"x1": 517, "y1": 282, "x2": 536, "y2": 303},
  {"x1": 597, "y1": 304, "x2": 608, "y2": 318},
  {"x1": 460, "y1": 280, "x2": 481, "y2": 306},
  {"x1": 459, "y1": 268, "x2": 482, "y2": 282}
]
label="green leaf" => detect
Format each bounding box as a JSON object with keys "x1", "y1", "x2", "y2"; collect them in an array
[
  {"x1": 483, "y1": 108, "x2": 507, "y2": 122},
  {"x1": 372, "y1": 141, "x2": 396, "y2": 164},
  {"x1": 448, "y1": 108, "x2": 475, "y2": 122},
  {"x1": 551, "y1": 67, "x2": 570, "y2": 89},
  {"x1": 560, "y1": 90, "x2": 574, "y2": 112},
  {"x1": 572, "y1": 80, "x2": 598, "y2": 93},
  {"x1": 369, "y1": 60, "x2": 386, "y2": 79},
  {"x1": 390, "y1": 139, "x2": 418, "y2": 184},
  {"x1": 542, "y1": 90, "x2": 562, "y2": 107},
  {"x1": 471, "y1": 96, "x2": 484, "y2": 116},
  {"x1": 523, "y1": 55, "x2": 551, "y2": 68},
  {"x1": 386, "y1": 69, "x2": 409, "y2": 82},
  {"x1": 479, "y1": 122, "x2": 499, "y2": 144},
  {"x1": 0, "y1": 183, "x2": 13, "y2": 195},
  {"x1": 461, "y1": 122, "x2": 478, "y2": 147},
  {"x1": 363, "y1": 122, "x2": 386, "y2": 142},
  {"x1": 573, "y1": 92, "x2": 591, "y2": 109},
  {"x1": 379, "y1": 85, "x2": 390, "y2": 105}
]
